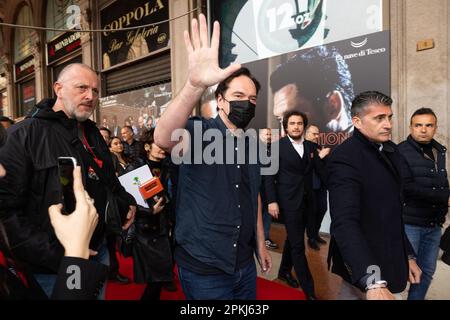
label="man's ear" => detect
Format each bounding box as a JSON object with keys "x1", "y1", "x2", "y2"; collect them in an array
[
  {"x1": 326, "y1": 91, "x2": 343, "y2": 119},
  {"x1": 216, "y1": 94, "x2": 227, "y2": 114},
  {"x1": 217, "y1": 94, "x2": 225, "y2": 106},
  {"x1": 352, "y1": 116, "x2": 362, "y2": 129},
  {"x1": 144, "y1": 143, "x2": 151, "y2": 152},
  {"x1": 54, "y1": 82, "x2": 63, "y2": 98}
]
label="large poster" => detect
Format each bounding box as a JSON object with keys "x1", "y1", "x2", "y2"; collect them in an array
[
  {"x1": 212, "y1": 0, "x2": 383, "y2": 66},
  {"x1": 99, "y1": 83, "x2": 172, "y2": 138},
  {"x1": 232, "y1": 30, "x2": 389, "y2": 148},
  {"x1": 100, "y1": 0, "x2": 170, "y2": 70}
]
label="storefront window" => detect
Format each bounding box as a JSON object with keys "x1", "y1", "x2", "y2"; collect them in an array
[
  {"x1": 18, "y1": 78, "x2": 35, "y2": 116},
  {"x1": 14, "y1": 5, "x2": 34, "y2": 62},
  {"x1": 0, "y1": 30, "x2": 8, "y2": 117},
  {"x1": 0, "y1": 90, "x2": 7, "y2": 117},
  {"x1": 99, "y1": 83, "x2": 172, "y2": 139},
  {"x1": 46, "y1": 0, "x2": 78, "y2": 41}
]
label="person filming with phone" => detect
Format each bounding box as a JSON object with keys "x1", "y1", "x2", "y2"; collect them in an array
[
  {"x1": 0, "y1": 164, "x2": 108, "y2": 299},
  {"x1": 0, "y1": 63, "x2": 136, "y2": 299}
]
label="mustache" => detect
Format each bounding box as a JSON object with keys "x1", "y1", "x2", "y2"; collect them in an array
[{"x1": 79, "y1": 101, "x2": 94, "y2": 107}]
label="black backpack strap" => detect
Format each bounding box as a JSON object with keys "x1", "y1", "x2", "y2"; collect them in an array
[{"x1": 52, "y1": 121, "x2": 115, "y2": 191}]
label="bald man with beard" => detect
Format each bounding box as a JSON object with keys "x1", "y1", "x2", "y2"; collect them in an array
[{"x1": 0, "y1": 63, "x2": 136, "y2": 299}]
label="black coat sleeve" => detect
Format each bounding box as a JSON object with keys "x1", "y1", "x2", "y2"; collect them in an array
[
  {"x1": 311, "y1": 144, "x2": 328, "y2": 188},
  {"x1": 0, "y1": 126, "x2": 64, "y2": 272},
  {"x1": 51, "y1": 257, "x2": 108, "y2": 300},
  {"x1": 263, "y1": 173, "x2": 278, "y2": 205}
]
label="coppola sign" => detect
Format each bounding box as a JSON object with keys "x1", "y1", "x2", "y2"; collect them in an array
[
  {"x1": 100, "y1": 0, "x2": 169, "y2": 69},
  {"x1": 47, "y1": 31, "x2": 82, "y2": 65}
]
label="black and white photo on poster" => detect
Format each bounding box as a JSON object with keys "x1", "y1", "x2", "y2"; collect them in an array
[{"x1": 201, "y1": 30, "x2": 390, "y2": 148}]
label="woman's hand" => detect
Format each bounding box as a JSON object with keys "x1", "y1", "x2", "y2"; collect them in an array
[{"x1": 48, "y1": 166, "x2": 98, "y2": 259}]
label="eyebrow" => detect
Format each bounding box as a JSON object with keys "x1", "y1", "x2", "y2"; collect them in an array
[
  {"x1": 74, "y1": 82, "x2": 98, "y2": 88},
  {"x1": 373, "y1": 113, "x2": 393, "y2": 118},
  {"x1": 231, "y1": 90, "x2": 256, "y2": 97}
]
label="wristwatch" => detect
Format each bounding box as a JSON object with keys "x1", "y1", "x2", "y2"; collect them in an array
[{"x1": 366, "y1": 280, "x2": 388, "y2": 291}]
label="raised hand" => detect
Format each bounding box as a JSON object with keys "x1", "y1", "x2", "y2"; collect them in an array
[
  {"x1": 154, "y1": 14, "x2": 241, "y2": 152},
  {"x1": 184, "y1": 14, "x2": 241, "y2": 91}
]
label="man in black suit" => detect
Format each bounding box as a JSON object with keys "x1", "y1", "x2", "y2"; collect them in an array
[
  {"x1": 264, "y1": 111, "x2": 326, "y2": 299},
  {"x1": 327, "y1": 91, "x2": 422, "y2": 300}
]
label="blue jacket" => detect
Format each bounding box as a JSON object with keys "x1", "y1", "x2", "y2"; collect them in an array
[{"x1": 398, "y1": 135, "x2": 449, "y2": 227}]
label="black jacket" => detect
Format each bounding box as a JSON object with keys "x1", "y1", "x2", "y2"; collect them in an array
[
  {"x1": 310, "y1": 142, "x2": 328, "y2": 190},
  {"x1": 441, "y1": 226, "x2": 450, "y2": 265},
  {"x1": 1, "y1": 254, "x2": 107, "y2": 300},
  {"x1": 0, "y1": 98, "x2": 135, "y2": 274},
  {"x1": 264, "y1": 136, "x2": 325, "y2": 212},
  {"x1": 51, "y1": 257, "x2": 108, "y2": 300},
  {"x1": 124, "y1": 158, "x2": 174, "y2": 284},
  {"x1": 327, "y1": 129, "x2": 414, "y2": 293},
  {"x1": 398, "y1": 135, "x2": 449, "y2": 227}
]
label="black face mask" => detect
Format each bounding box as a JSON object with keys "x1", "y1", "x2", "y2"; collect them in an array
[{"x1": 226, "y1": 99, "x2": 256, "y2": 129}]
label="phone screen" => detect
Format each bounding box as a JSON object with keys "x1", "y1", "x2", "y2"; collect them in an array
[{"x1": 58, "y1": 157, "x2": 77, "y2": 215}]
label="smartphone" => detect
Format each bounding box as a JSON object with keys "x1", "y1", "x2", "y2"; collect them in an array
[{"x1": 58, "y1": 157, "x2": 77, "y2": 215}]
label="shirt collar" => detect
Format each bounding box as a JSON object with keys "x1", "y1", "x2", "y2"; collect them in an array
[
  {"x1": 288, "y1": 135, "x2": 304, "y2": 145},
  {"x1": 213, "y1": 115, "x2": 229, "y2": 136}
]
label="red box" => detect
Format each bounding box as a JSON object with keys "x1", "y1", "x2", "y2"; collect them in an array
[{"x1": 139, "y1": 177, "x2": 164, "y2": 200}]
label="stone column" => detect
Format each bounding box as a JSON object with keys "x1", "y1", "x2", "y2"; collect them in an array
[
  {"x1": 390, "y1": 0, "x2": 449, "y2": 169},
  {"x1": 169, "y1": 0, "x2": 198, "y2": 103},
  {"x1": 30, "y1": 30, "x2": 43, "y2": 103},
  {"x1": 389, "y1": 0, "x2": 407, "y2": 143},
  {"x1": 79, "y1": 0, "x2": 94, "y2": 68}
]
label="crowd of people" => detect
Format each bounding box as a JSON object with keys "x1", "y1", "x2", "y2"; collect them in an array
[{"x1": 0, "y1": 13, "x2": 448, "y2": 301}]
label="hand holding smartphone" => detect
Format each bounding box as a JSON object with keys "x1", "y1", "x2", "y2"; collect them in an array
[{"x1": 58, "y1": 157, "x2": 77, "y2": 215}]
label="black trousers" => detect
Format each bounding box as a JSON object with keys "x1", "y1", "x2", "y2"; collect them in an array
[
  {"x1": 106, "y1": 234, "x2": 119, "y2": 276},
  {"x1": 141, "y1": 282, "x2": 163, "y2": 300},
  {"x1": 278, "y1": 206, "x2": 315, "y2": 296},
  {"x1": 307, "y1": 188, "x2": 328, "y2": 239}
]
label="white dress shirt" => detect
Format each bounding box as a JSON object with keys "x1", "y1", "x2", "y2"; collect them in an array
[{"x1": 288, "y1": 135, "x2": 305, "y2": 158}]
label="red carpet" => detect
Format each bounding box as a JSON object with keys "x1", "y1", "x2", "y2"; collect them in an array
[{"x1": 106, "y1": 253, "x2": 306, "y2": 300}]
